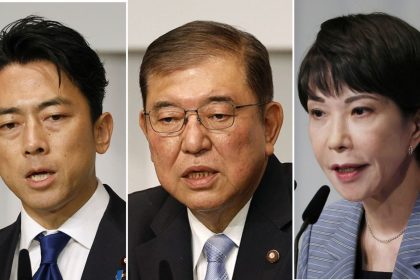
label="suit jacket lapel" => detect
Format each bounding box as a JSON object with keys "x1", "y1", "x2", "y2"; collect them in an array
[
  {"x1": 393, "y1": 193, "x2": 420, "y2": 279},
  {"x1": 134, "y1": 195, "x2": 193, "y2": 280},
  {"x1": 0, "y1": 216, "x2": 20, "y2": 280},
  {"x1": 82, "y1": 184, "x2": 126, "y2": 279},
  {"x1": 319, "y1": 202, "x2": 363, "y2": 279},
  {"x1": 233, "y1": 157, "x2": 292, "y2": 279}
]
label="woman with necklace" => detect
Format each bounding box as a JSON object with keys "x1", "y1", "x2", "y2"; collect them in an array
[{"x1": 297, "y1": 13, "x2": 420, "y2": 279}]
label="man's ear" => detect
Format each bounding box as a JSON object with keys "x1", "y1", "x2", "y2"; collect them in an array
[
  {"x1": 139, "y1": 110, "x2": 148, "y2": 137},
  {"x1": 94, "y1": 112, "x2": 113, "y2": 154},
  {"x1": 264, "y1": 102, "x2": 283, "y2": 156}
]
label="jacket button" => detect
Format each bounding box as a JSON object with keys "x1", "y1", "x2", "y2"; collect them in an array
[{"x1": 266, "y1": 249, "x2": 280, "y2": 263}]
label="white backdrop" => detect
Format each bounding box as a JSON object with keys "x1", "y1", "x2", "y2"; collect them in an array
[
  {"x1": 294, "y1": 0, "x2": 420, "y2": 232},
  {"x1": 0, "y1": 3, "x2": 126, "y2": 228},
  {"x1": 127, "y1": 0, "x2": 293, "y2": 192}
]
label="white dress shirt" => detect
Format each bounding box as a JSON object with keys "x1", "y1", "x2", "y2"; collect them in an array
[
  {"x1": 10, "y1": 180, "x2": 109, "y2": 280},
  {"x1": 188, "y1": 199, "x2": 251, "y2": 280}
]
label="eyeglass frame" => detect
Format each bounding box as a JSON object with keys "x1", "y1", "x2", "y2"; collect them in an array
[{"x1": 143, "y1": 101, "x2": 269, "y2": 134}]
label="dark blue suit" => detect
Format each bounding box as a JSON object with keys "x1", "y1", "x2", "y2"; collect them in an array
[
  {"x1": 129, "y1": 155, "x2": 292, "y2": 280},
  {"x1": 0, "y1": 184, "x2": 125, "y2": 280}
]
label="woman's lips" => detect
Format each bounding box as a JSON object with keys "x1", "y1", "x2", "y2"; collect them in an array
[{"x1": 330, "y1": 163, "x2": 369, "y2": 183}]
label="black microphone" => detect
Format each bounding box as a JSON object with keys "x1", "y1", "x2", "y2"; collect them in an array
[
  {"x1": 18, "y1": 249, "x2": 32, "y2": 280},
  {"x1": 294, "y1": 185, "x2": 330, "y2": 278},
  {"x1": 159, "y1": 260, "x2": 173, "y2": 280}
]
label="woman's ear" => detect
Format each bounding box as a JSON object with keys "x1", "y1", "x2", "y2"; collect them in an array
[
  {"x1": 94, "y1": 112, "x2": 113, "y2": 154},
  {"x1": 264, "y1": 102, "x2": 283, "y2": 156},
  {"x1": 411, "y1": 109, "x2": 420, "y2": 149}
]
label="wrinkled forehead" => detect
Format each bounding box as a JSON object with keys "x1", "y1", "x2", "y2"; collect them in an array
[{"x1": 146, "y1": 56, "x2": 250, "y2": 99}]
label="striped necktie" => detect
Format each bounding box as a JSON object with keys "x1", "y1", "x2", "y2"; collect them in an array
[{"x1": 204, "y1": 234, "x2": 235, "y2": 280}]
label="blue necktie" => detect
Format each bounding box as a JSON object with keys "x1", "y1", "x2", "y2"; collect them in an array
[
  {"x1": 33, "y1": 232, "x2": 70, "y2": 280},
  {"x1": 204, "y1": 234, "x2": 235, "y2": 280}
]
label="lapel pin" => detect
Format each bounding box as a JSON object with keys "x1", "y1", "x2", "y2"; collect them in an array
[
  {"x1": 115, "y1": 257, "x2": 126, "y2": 280},
  {"x1": 266, "y1": 249, "x2": 280, "y2": 263}
]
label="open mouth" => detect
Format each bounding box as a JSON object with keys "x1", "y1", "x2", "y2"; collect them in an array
[
  {"x1": 181, "y1": 166, "x2": 219, "y2": 188},
  {"x1": 330, "y1": 164, "x2": 368, "y2": 182},
  {"x1": 332, "y1": 164, "x2": 368, "y2": 173},
  {"x1": 185, "y1": 171, "x2": 215, "y2": 179},
  {"x1": 26, "y1": 170, "x2": 55, "y2": 182}
]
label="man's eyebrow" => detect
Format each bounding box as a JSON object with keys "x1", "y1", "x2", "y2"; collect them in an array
[
  {"x1": 0, "y1": 97, "x2": 72, "y2": 116},
  {"x1": 207, "y1": 95, "x2": 234, "y2": 103},
  {"x1": 151, "y1": 101, "x2": 178, "y2": 110},
  {"x1": 344, "y1": 94, "x2": 379, "y2": 104},
  {"x1": 0, "y1": 107, "x2": 20, "y2": 116},
  {"x1": 38, "y1": 97, "x2": 72, "y2": 111},
  {"x1": 150, "y1": 95, "x2": 235, "y2": 111}
]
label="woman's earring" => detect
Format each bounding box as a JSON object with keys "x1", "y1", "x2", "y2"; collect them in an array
[{"x1": 408, "y1": 145, "x2": 414, "y2": 156}]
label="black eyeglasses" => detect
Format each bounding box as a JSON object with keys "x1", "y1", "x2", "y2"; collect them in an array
[{"x1": 144, "y1": 101, "x2": 267, "y2": 134}]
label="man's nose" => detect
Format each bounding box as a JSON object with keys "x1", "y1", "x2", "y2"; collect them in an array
[
  {"x1": 181, "y1": 112, "x2": 211, "y2": 155},
  {"x1": 23, "y1": 120, "x2": 49, "y2": 156},
  {"x1": 327, "y1": 117, "x2": 352, "y2": 152}
]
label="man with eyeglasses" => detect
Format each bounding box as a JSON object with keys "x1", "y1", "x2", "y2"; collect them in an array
[{"x1": 129, "y1": 21, "x2": 292, "y2": 279}]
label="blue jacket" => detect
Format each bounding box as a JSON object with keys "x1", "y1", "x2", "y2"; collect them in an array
[{"x1": 297, "y1": 194, "x2": 420, "y2": 279}]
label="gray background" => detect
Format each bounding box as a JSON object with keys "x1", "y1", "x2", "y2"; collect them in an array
[
  {"x1": 294, "y1": 0, "x2": 420, "y2": 233},
  {"x1": 0, "y1": 3, "x2": 126, "y2": 228},
  {"x1": 128, "y1": 0, "x2": 293, "y2": 192}
]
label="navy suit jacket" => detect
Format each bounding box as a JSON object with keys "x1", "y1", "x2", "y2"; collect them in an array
[
  {"x1": 0, "y1": 184, "x2": 126, "y2": 280},
  {"x1": 128, "y1": 155, "x2": 292, "y2": 280},
  {"x1": 297, "y1": 194, "x2": 420, "y2": 279}
]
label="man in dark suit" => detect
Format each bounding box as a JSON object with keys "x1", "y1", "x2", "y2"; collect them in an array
[
  {"x1": 0, "y1": 16, "x2": 125, "y2": 279},
  {"x1": 129, "y1": 21, "x2": 292, "y2": 279}
]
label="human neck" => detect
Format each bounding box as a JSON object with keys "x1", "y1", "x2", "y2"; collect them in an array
[
  {"x1": 191, "y1": 196, "x2": 252, "y2": 233},
  {"x1": 363, "y1": 161, "x2": 420, "y2": 235},
  {"x1": 23, "y1": 180, "x2": 98, "y2": 229}
]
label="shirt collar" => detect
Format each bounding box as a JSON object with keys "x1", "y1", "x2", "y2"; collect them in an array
[
  {"x1": 188, "y1": 198, "x2": 252, "y2": 271},
  {"x1": 20, "y1": 179, "x2": 110, "y2": 250}
]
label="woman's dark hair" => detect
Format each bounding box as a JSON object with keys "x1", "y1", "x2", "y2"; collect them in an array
[
  {"x1": 140, "y1": 20, "x2": 273, "y2": 112},
  {"x1": 0, "y1": 15, "x2": 108, "y2": 122},
  {"x1": 298, "y1": 12, "x2": 420, "y2": 161}
]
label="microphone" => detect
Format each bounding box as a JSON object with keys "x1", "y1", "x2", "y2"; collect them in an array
[
  {"x1": 18, "y1": 249, "x2": 32, "y2": 280},
  {"x1": 294, "y1": 185, "x2": 330, "y2": 278},
  {"x1": 159, "y1": 260, "x2": 173, "y2": 280}
]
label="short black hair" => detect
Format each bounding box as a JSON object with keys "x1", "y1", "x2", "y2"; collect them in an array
[
  {"x1": 0, "y1": 15, "x2": 108, "y2": 122},
  {"x1": 140, "y1": 21, "x2": 273, "y2": 113},
  {"x1": 298, "y1": 12, "x2": 420, "y2": 161}
]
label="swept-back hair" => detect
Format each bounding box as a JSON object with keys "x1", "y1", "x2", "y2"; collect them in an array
[{"x1": 140, "y1": 20, "x2": 273, "y2": 111}]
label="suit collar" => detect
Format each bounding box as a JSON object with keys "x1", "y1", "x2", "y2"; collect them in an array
[
  {"x1": 136, "y1": 194, "x2": 193, "y2": 280},
  {"x1": 82, "y1": 184, "x2": 126, "y2": 279},
  {"x1": 233, "y1": 156, "x2": 292, "y2": 279},
  {"x1": 320, "y1": 202, "x2": 363, "y2": 278},
  {"x1": 252, "y1": 156, "x2": 292, "y2": 229},
  {"x1": 0, "y1": 215, "x2": 20, "y2": 280},
  {"x1": 318, "y1": 193, "x2": 420, "y2": 279},
  {"x1": 393, "y1": 193, "x2": 420, "y2": 279}
]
